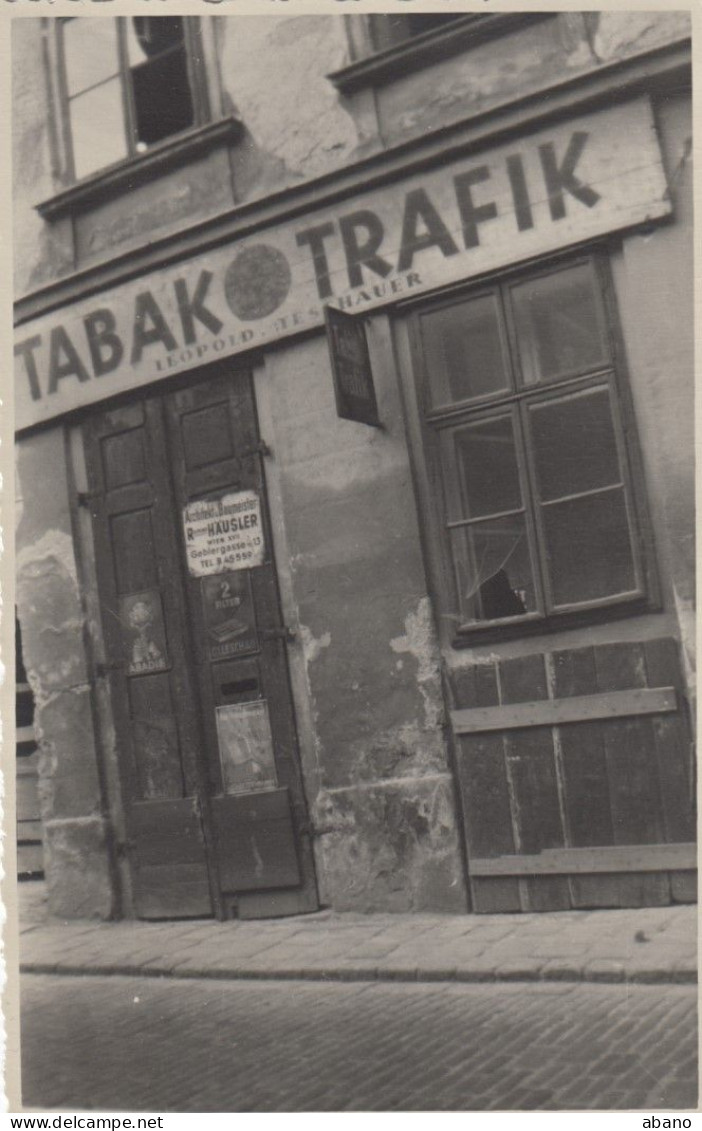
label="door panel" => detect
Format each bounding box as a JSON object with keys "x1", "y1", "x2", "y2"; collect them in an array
[
  {"x1": 211, "y1": 789, "x2": 300, "y2": 892},
  {"x1": 130, "y1": 799, "x2": 211, "y2": 919},
  {"x1": 84, "y1": 400, "x2": 214, "y2": 918},
  {"x1": 164, "y1": 369, "x2": 318, "y2": 916},
  {"x1": 84, "y1": 365, "x2": 318, "y2": 919}
]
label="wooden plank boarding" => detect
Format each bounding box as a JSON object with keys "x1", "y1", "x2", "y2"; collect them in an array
[
  {"x1": 451, "y1": 686, "x2": 676, "y2": 734},
  {"x1": 552, "y1": 646, "x2": 624, "y2": 909},
  {"x1": 499, "y1": 654, "x2": 569, "y2": 912},
  {"x1": 595, "y1": 643, "x2": 670, "y2": 907},
  {"x1": 471, "y1": 843, "x2": 697, "y2": 876}
]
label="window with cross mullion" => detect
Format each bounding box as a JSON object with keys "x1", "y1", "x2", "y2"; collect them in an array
[
  {"x1": 415, "y1": 255, "x2": 648, "y2": 635},
  {"x1": 58, "y1": 16, "x2": 206, "y2": 181}
]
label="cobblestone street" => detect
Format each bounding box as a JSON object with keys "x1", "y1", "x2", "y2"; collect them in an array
[{"x1": 20, "y1": 973, "x2": 697, "y2": 1112}]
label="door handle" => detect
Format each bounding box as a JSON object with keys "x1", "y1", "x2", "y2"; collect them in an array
[{"x1": 259, "y1": 626, "x2": 296, "y2": 642}]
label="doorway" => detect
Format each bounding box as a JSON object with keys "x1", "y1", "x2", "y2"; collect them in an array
[{"x1": 82, "y1": 363, "x2": 318, "y2": 919}]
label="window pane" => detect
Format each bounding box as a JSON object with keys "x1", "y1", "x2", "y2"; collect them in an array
[
  {"x1": 420, "y1": 293, "x2": 509, "y2": 408},
  {"x1": 126, "y1": 17, "x2": 185, "y2": 65},
  {"x1": 130, "y1": 38, "x2": 194, "y2": 147},
  {"x1": 70, "y1": 80, "x2": 128, "y2": 178},
  {"x1": 451, "y1": 415, "x2": 522, "y2": 520},
  {"x1": 529, "y1": 386, "x2": 622, "y2": 502},
  {"x1": 63, "y1": 19, "x2": 120, "y2": 96},
  {"x1": 511, "y1": 263, "x2": 609, "y2": 385},
  {"x1": 542, "y1": 488, "x2": 637, "y2": 606},
  {"x1": 450, "y1": 516, "x2": 536, "y2": 624}
]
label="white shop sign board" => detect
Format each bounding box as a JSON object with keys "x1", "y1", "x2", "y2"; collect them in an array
[
  {"x1": 15, "y1": 97, "x2": 671, "y2": 431},
  {"x1": 183, "y1": 491, "x2": 264, "y2": 577}
]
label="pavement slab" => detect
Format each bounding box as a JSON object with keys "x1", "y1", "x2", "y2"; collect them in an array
[{"x1": 16, "y1": 882, "x2": 697, "y2": 988}]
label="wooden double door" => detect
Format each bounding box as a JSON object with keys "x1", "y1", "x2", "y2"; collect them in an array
[{"x1": 83, "y1": 364, "x2": 318, "y2": 919}]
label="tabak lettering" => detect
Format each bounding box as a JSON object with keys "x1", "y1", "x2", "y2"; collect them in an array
[
  {"x1": 16, "y1": 270, "x2": 224, "y2": 402},
  {"x1": 16, "y1": 101, "x2": 670, "y2": 431},
  {"x1": 15, "y1": 132, "x2": 600, "y2": 406}
]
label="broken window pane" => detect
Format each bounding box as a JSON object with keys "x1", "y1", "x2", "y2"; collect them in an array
[
  {"x1": 421, "y1": 293, "x2": 509, "y2": 409},
  {"x1": 542, "y1": 487, "x2": 637, "y2": 606},
  {"x1": 528, "y1": 386, "x2": 622, "y2": 502},
  {"x1": 127, "y1": 17, "x2": 194, "y2": 148},
  {"x1": 450, "y1": 414, "x2": 522, "y2": 521},
  {"x1": 511, "y1": 263, "x2": 609, "y2": 385},
  {"x1": 450, "y1": 515, "x2": 536, "y2": 623}
]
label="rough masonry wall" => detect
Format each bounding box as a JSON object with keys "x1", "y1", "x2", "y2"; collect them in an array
[
  {"x1": 263, "y1": 326, "x2": 467, "y2": 914},
  {"x1": 16, "y1": 429, "x2": 113, "y2": 918}
]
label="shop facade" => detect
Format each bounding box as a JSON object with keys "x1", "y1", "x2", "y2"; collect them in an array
[{"x1": 13, "y1": 11, "x2": 695, "y2": 918}]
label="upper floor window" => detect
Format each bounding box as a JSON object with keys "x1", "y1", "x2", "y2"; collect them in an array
[
  {"x1": 412, "y1": 256, "x2": 653, "y2": 639},
  {"x1": 368, "y1": 14, "x2": 465, "y2": 53},
  {"x1": 330, "y1": 13, "x2": 554, "y2": 98},
  {"x1": 58, "y1": 17, "x2": 209, "y2": 181}
]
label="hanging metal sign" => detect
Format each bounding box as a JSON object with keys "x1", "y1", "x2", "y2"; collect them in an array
[
  {"x1": 201, "y1": 572, "x2": 258, "y2": 659},
  {"x1": 183, "y1": 490, "x2": 264, "y2": 577},
  {"x1": 325, "y1": 306, "x2": 381, "y2": 427}
]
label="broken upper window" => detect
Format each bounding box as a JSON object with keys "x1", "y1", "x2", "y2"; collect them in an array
[
  {"x1": 58, "y1": 17, "x2": 208, "y2": 181},
  {"x1": 414, "y1": 256, "x2": 651, "y2": 634}
]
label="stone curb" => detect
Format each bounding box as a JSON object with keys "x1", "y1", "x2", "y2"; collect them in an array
[{"x1": 20, "y1": 960, "x2": 697, "y2": 987}]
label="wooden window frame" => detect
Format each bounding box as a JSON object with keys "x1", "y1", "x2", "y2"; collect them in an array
[
  {"x1": 408, "y1": 249, "x2": 659, "y2": 647},
  {"x1": 55, "y1": 16, "x2": 211, "y2": 184},
  {"x1": 330, "y1": 14, "x2": 556, "y2": 96}
]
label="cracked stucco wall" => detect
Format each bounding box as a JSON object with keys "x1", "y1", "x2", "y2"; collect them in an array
[
  {"x1": 13, "y1": 13, "x2": 691, "y2": 283},
  {"x1": 374, "y1": 12, "x2": 690, "y2": 147},
  {"x1": 611, "y1": 94, "x2": 695, "y2": 706},
  {"x1": 264, "y1": 324, "x2": 466, "y2": 914},
  {"x1": 15, "y1": 428, "x2": 113, "y2": 918}
]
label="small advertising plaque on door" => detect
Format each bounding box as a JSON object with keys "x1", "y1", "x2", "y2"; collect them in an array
[
  {"x1": 216, "y1": 700, "x2": 277, "y2": 795},
  {"x1": 201, "y1": 573, "x2": 258, "y2": 659},
  {"x1": 183, "y1": 490, "x2": 264, "y2": 577},
  {"x1": 120, "y1": 590, "x2": 169, "y2": 676}
]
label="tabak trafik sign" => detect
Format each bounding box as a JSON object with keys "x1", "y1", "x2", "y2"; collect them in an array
[{"x1": 15, "y1": 98, "x2": 671, "y2": 432}]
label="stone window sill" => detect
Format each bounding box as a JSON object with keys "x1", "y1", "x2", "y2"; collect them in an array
[
  {"x1": 328, "y1": 13, "x2": 556, "y2": 96},
  {"x1": 36, "y1": 116, "x2": 244, "y2": 222}
]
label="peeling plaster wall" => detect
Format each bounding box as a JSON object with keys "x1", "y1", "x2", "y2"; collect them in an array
[
  {"x1": 220, "y1": 15, "x2": 359, "y2": 203},
  {"x1": 15, "y1": 429, "x2": 112, "y2": 918},
  {"x1": 263, "y1": 326, "x2": 466, "y2": 913},
  {"x1": 374, "y1": 12, "x2": 690, "y2": 148},
  {"x1": 611, "y1": 94, "x2": 695, "y2": 702},
  {"x1": 12, "y1": 21, "x2": 74, "y2": 296},
  {"x1": 13, "y1": 13, "x2": 691, "y2": 284}
]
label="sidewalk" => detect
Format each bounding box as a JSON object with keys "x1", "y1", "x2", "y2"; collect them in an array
[{"x1": 18, "y1": 882, "x2": 697, "y2": 986}]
